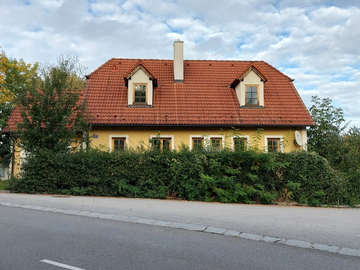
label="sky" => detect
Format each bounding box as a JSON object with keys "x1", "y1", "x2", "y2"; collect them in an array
[{"x1": 1, "y1": 0, "x2": 360, "y2": 126}]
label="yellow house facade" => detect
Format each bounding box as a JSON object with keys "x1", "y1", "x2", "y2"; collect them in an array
[
  {"x1": 89, "y1": 127, "x2": 307, "y2": 153},
  {"x1": 10, "y1": 127, "x2": 306, "y2": 176}
]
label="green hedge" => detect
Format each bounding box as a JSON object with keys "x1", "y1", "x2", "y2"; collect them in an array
[{"x1": 10, "y1": 149, "x2": 351, "y2": 206}]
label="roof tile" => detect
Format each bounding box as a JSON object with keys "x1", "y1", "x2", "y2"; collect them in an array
[{"x1": 6, "y1": 58, "x2": 313, "y2": 130}]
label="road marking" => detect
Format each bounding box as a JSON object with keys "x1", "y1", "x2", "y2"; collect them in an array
[{"x1": 40, "y1": 259, "x2": 85, "y2": 270}]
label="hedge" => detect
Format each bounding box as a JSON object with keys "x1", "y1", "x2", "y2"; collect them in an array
[{"x1": 10, "y1": 149, "x2": 352, "y2": 206}]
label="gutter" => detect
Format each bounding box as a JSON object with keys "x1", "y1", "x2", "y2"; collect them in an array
[{"x1": 90, "y1": 123, "x2": 311, "y2": 129}]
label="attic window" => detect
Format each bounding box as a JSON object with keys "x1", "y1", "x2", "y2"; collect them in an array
[
  {"x1": 246, "y1": 85, "x2": 258, "y2": 106},
  {"x1": 134, "y1": 83, "x2": 146, "y2": 104}
]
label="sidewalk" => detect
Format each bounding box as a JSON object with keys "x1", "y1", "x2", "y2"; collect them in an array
[{"x1": 0, "y1": 193, "x2": 359, "y2": 251}]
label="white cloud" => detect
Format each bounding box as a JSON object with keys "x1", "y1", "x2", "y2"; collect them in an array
[{"x1": 0, "y1": 0, "x2": 360, "y2": 123}]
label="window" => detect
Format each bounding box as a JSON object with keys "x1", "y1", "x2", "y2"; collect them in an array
[
  {"x1": 112, "y1": 137, "x2": 126, "y2": 151},
  {"x1": 0, "y1": 166, "x2": 4, "y2": 177},
  {"x1": 163, "y1": 139, "x2": 171, "y2": 151},
  {"x1": 151, "y1": 137, "x2": 172, "y2": 151},
  {"x1": 210, "y1": 137, "x2": 223, "y2": 151},
  {"x1": 134, "y1": 84, "x2": 146, "y2": 104},
  {"x1": 192, "y1": 137, "x2": 204, "y2": 151},
  {"x1": 267, "y1": 138, "x2": 280, "y2": 152},
  {"x1": 234, "y1": 137, "x2": 248, "y2": 151},
  {"x1": 246, "y1": 86, "x2": 258, "y2": 105}
]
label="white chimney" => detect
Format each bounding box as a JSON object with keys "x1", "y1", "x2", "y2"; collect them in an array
[{"x1": 173, "y1": 40, "x2": 184, "y2": 82}]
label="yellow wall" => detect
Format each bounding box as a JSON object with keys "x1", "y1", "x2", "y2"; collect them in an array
[
  {"x1": 90, "y1": 127, "x2": 306, "y2": 152},
  {"x1": 12, "y1": 127, "x2": 307, "y2": 177},
  {"x1": 12, "y1": 143, "x2": 22, "y2": 178}
]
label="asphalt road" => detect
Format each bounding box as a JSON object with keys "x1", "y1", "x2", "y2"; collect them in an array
[
  {"x1": 0, "y1": 205, "x2": 359, "y2": 270},
  {"x1": 1, "y1": 193, "x2": 359, "y2": 249}
]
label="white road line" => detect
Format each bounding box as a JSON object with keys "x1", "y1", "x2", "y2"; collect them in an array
[{"x1": 40, "y1": 259, "x2": 85, "y2": 270}]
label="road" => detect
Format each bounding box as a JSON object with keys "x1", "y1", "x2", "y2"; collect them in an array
[
  {"x1": 0, "y1": 193, "x2": 359, "y2": 249},
  {"x1": 1, "y1": 205, "x2": 359, "y2": 270}
]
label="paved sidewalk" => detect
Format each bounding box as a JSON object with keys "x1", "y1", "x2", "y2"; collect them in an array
[{"x1": 0, "y1": 193, "x2": 359, "y2": 250}]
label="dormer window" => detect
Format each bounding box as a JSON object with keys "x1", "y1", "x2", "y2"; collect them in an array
[
  {"x1": 231, "y1": 65, "x2": 266, "y2": 108},
  {"x1": 125, "y1": 63, "x2": 157, "y2": 107},
  {"x1": 246, "y1": 85, "x2": 258, "y2": 106},
  {"x1": 134, "y1": 83, "x2": 147, "y2": 104}
]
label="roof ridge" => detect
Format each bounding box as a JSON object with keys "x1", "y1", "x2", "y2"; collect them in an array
[{"x1": 110, "y1": 58, "x2": 264, "y2": 62}]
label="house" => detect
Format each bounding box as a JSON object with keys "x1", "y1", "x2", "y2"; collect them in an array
[{"x1": 6, "y1": 41, "x2": 313, "y2": 174}]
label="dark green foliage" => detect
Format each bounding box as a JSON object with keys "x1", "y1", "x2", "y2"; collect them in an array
[
  {"x1": 10, "y1": 149, "x2": 353, "y2": 206},
  {"x1": 308, "y1": 96, "x2": 346, "y2": 165},
  {"x1": 307, "y1": 97, "x2": 360, "y2": 205},
  {"x1": 274, "y1": 151, "x2": 345, "y2": 205},
  {"x1": 0, "y1": 180, "x2": 9, "y2": 190}
]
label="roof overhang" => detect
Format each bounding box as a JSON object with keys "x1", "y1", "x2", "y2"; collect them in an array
[{"x1": 90, "y1": 123, "x2": 313, "y2": 128}]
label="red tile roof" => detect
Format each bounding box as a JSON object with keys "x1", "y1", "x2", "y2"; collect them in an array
[{"x1": 6, "y1": 58, "x2": 314, "y2": 131}]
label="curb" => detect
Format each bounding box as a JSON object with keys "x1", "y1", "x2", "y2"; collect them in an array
[{"x1": 1, "y1": 201, "x2": 359, "y2": 258}]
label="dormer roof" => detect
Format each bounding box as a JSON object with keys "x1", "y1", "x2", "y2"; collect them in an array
[
  {"x1": 230, "y1": 64, "x2": 267, "y2": 89},
  {"x1": 125, "y1": 61, "x2": 156, "y2": 79},
  {"x1": 124, "y1": 61, "x2": 158, "y2": 87}
]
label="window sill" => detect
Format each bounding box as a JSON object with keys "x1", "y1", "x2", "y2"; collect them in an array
[
  {"x1": 240, "y1": 105, "x2": 264, "y2": 109},
  {"x1": 128, "y1": 104, "x2": 153, "y2": 108}
]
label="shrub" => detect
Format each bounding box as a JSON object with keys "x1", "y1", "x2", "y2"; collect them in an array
[
  {"x1": 274, "y1": 151, "x2": 345, "y2": 205},
  {"x1": 10, "y1": 149, "x2": 353, "y2": 206}
]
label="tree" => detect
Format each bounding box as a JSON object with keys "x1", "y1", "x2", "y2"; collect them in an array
[
  {"x1": 341, "y1": 126, "x2": 360, "y2": 203},
  {"x1": 307, "y1": 96, "x2": 346, "y2": 165},
  {"x1": 0, "y1": 51, "x2": 38, "y2": 165},
  {"x1": 16, "y1": 56, "x2": 89, "y2": 155},
  {"x1": 337, "y1": 126, "x2": 360, "y2": 170}
]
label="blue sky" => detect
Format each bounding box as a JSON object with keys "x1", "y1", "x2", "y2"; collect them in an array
[{"x1": 1, "y1": 0, "x2": 360, "y2": 125}]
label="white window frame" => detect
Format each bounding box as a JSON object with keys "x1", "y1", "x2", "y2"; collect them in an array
[
  {"x1": 149, "y1": 135, "x2": 175, "y2": 151},
  {"x1": 109, "y1": 135, "x2": 129, "y2": 152},
  {"x1": 231, "y1": 135, "x2": 250, "y2": 151},
  {"x1": 264, "y1": 135, "x2": 284, "y2": 153},
  {"x1": 189, "y1": 135, "x2": 225, "y2": 150}
]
